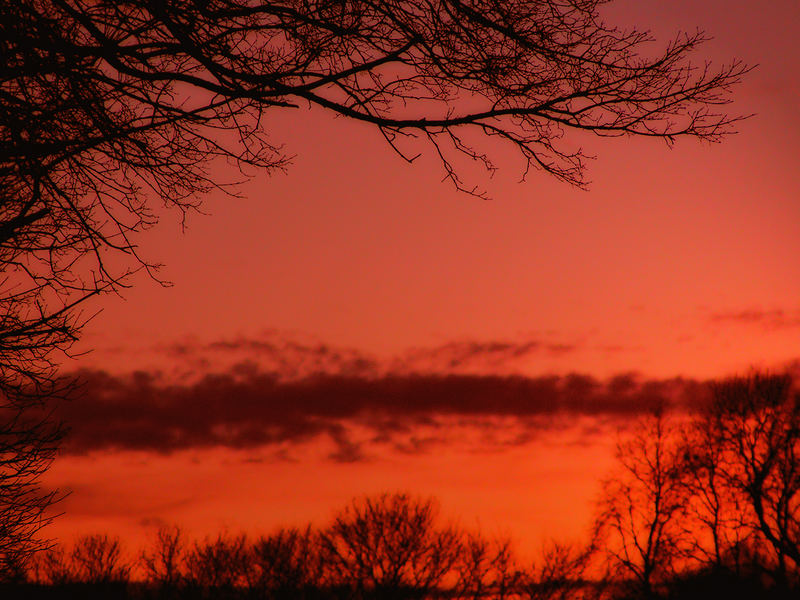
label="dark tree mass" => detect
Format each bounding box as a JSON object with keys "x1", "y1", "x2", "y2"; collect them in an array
[{"x1": 0, "y1": 0, "x2": 749, "y2": 579}]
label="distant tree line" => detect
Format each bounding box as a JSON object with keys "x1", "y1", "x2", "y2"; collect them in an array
[
  {"x1": 2, "y1": 493, "x2": 589, "y2": 600},
  {"x1": 0, "y1": 373, "x2": 798, "y2": 600}
]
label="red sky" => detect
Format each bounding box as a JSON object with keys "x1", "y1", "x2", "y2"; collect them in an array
[{"x1": 44, "y1": 0, "x2": 800, "y2": 562}]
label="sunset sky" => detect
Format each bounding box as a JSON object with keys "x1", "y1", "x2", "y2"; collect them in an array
[{"x1": 44, "y1": 0, "x2": 799, "y2": 561}]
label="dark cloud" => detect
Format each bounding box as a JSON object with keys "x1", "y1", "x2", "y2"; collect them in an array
[
  {"x1": 709, "y1": 308, "x2": 800, "y2": 330},
  {"x1": 55, "y1": 366, "x2": 711, "y2": 460}
]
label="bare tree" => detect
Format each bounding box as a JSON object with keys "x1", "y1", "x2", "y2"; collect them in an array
[
  {"x1": 594, "y1": 409, "x2": 688, "y2": 599},
  {"x1": 140, "y1": 525, "x2": 186, "y2": 595},
  {"x1": 680, "y1": 405, "x2": 754, "y2": 574},
  {"x1": 30, "y1": 543, "x2": 74, "y2": 586},
  {"x1": 696, "y1": 374, "x2": 800, "y2": 585},
  {"x1": 519, "y1": 541, "x2": 594, "y2": 600},
  {"x1": 454, "y1": 531, "x2": 521, "y2": 600},
  {"x1": 249, "y1": 526, "x2": 324, "y2": 597},
  {"x1": 184, "y1": 532, "x2": 250, "y2": 594},
  {"x1": 0, "y1": 404, "x2": 62, "y2": 580},
  {"x1": 320, "y1": 493, "x2": 463, "y2": 598},
  {"x1": 0, "y1": 0, "x2": 749, "y2": 566},
  {"x1": 29, "y1": 534, "x2": 130, "y2": 587},
  {"x1": 70, "y1": 533, "x2": 131, "y2": 585}
]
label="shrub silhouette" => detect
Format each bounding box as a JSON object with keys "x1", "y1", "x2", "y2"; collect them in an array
[
  {"x1": 594, "y1": 409, "x2": 688, "y2": 599},
  {"x1": 183, "y1": 532, "x2": 250, "y2": 597},
  {"x1": 249, "y1": 527, "x2": 323, "y2": 598},
  {"x1": 140, "y1": 525, "x2": 186, "y2": 597},
  {"x1": 320, "y1": 493, "x2": 464, "y2": 599}
]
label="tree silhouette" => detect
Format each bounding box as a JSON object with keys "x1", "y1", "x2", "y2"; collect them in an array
[
  {"x1": 590, "y1": 373, "x2": 800, "y2": 598},
  {"x1": 454, "y1": 532, "x2": 522, "y2": 600},
  {"x1": 139, "y1": 525, "x2": 186, "y2": 597},
  {"x1": 320, "y1": 493, "x2": 463, "y2": 598},
  {"x1": 519, "y1": 541, "x2": 593, "y2": 600},
  {"x1": 0, "y1": 404, "x2": 62, "y2": 580},
  {"x1": 249, "y1": 527, "x2": 324, "y2": 598},
  {"x1": 594, "y1": 409, "x2": 688, "y2": 599},
  {"x1": 1, "y1": 0, "x2": 749, "y2": 569},
  {"x1": 681, "y1": 400, "x2": 754, "y2": 574},
  {"x1": 183, "y1": 532, "x2": 250, "y2": 595},
  {"x1": 3, "y1": 481, "x2": 797, "y2": 598},
  {"x1": 31, "y1": 543, "x2": 74, "y2": 586},
  {"x1": 69, "y1": 534, "x2": 130, "y2": 585},
  {"x1": 695, "y1": 374, "x2": 800, "y2": 586},
  {"x1": 28, "y1": 534, "x2": 130, "y2": 592}
]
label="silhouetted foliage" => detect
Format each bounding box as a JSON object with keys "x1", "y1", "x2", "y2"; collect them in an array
[
  {"x1": 664, "y1": 563, "x2": 788, "y2": 600},
  {"x1": 4, "y1": 375, "x2": 800, "y2": 600}
]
